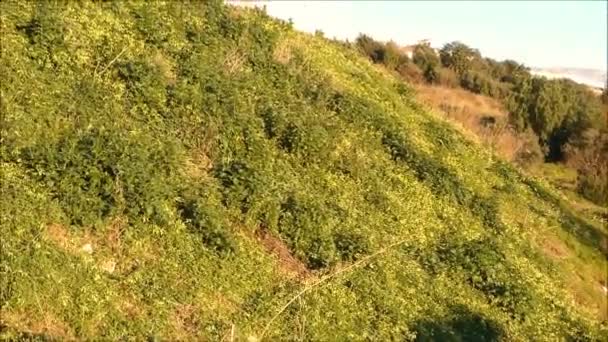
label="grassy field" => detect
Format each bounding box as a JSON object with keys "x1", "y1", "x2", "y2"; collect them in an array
[{"x1": 1, "y1": 1, "x2": 606, "y2": 340}]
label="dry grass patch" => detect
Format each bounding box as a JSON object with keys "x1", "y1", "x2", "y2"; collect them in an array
[
  {"x1": 184, "y1": 127, "x2": 217, "y2": 180},
  {"x1": 44, "y1": 217, "x2": 127, "y2": 256},
  {"x1": 255, "y1": 230, "x2": 311, "y2": 280},
  {"x1": 566, "y1": 270, "x2": 608, "y2": 320},
  {"x1": 169, "y1": 303, "x2": 202, "y2": 339},
  {"x1": 185, "y1": 148, "x2": 214, "y2": 180},
  {"x1": 540, "y1": 235, "x2": 572, "y2": 260},
  {"x1": 415, "y1": 84, "x2": 530, "y2": 162},
  {"x1": 0, "y1": 310, "x2": 75, "y2": 341},
  {"x1": 273, "y1": 38, "x2": 294, "y2": 65},
  {"x1": 44, "y1": 223, "x2": 94, "y2": 255},
  {"x1": 223, "y1": 48, "x2": 246, "y2": 74}
]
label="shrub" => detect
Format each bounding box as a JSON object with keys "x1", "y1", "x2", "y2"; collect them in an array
[
  {"x1": 355, "y1": 35, "x2": 406, "y2": 71},
  {"x1": 20, "y1": 127, "x2": 182, "y2": 227},
  {"x1": 577, "y1": 166, "x2": 608, "y2": 206},
  {"x1": 177, "y1": 188, "x2": 237, "y2": 255},
  {"x1": 513, "y1": 130, "x2": 544, "y2": 168},
  {"x1": 355, "y1": 34, "x2": 385, "y2": 65},
  {"x1": 396, "y1": 62, "x2": 424, "y2": 83},
  {"x1": 439, "y1": 41, "x2": 479, "y2": 75},
  {"x1": 381, "y1": 41, "x2": 403, "y2": 69},
  {"x1": 334, "y1": 231, "x2": 370, "y2": 261},
  {"x1": 214, "y1": 160, "x2": 261, "y2": 213},
  {"x1": 423, "y1": 65, "x2": 439, "y2": 84},
  {"x1": 412, "y1": 43, "x2": 440, "y2": 71},
  {"x1": 565, "y1": 129, "x2": 608, "y2": 205},
  {"x1": 459, "y1": 71, "x2": 503, "y2": 98}
]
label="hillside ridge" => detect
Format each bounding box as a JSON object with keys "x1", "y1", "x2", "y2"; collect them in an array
[{"x1": 1, "y1": 2, "x2": 606, "y2": 340}]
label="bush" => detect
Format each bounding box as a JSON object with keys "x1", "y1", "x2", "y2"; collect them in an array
[
  {"x1": 355, "y1": 35, "x2": 406, "y2": 71},
  {"x1": 396, "y1": 62, "x2": 424, "y2": 83},
  {"x1": 577, "y1": 166, "x2": 608, "y2": 206},
  {"x1": 381, "y1": 41, "x2": 404, "y2": 69},
  {"x1": 565, "y1": 129, "x2": 608, "y2": 205},
  {"x1": 334, "y1": 231, "x2": 370, "y2": 261},
  {"x1": 178, "y1": 188, "x2": 237, "y2": 255},
  {"x1": 423, "y1": 65, "x2": 439, "y2": 84},
  {"x1": 412, "y1": 43, "x2": 440, "y2": 71},
  {"x1": 459, "y1": 71, "x2": 503, "y2": 98},
  {"x1": 20, "y1": 127, "x2": 182, "y2": 227},
  {"x1": 355, "y1": 34, "x2": 385, "y2": 65},
  {"x1": 514, "y1": 130, "x2": 544, "y2": 168}
]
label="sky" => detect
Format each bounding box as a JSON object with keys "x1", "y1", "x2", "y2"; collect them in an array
[{"x1": 236, "y1": 1, "x2": 607, "y2": 72}]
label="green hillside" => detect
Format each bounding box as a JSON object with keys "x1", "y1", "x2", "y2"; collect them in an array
[{"x1": 1, "y1": 2, "x2": 606, "y2": 340}]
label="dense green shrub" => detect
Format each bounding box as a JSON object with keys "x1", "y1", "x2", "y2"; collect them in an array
[
  {"x1": 334, "y1": 231, "x2": 370, "y2": 261},
  {"x1": 413, "y1": 305, "x2": 504, "y2": 342},
  {"x1": 412, "y1": 43, "x2": 440, "y2": 71},
  {"x1": 20, "y1": 127, "x2": 182, "y2": 227},
  {"x1": 177, "y1": 188, "x2": 237, "y2": 255},
  {"x1": 355, "y1": 35, "x2": 409, "y2": 72},
  {"x1": 214, "y1": 160, "x2": 263, "y2": 213},
  {"x1": 439, "y1": 41, "x2": 480, "y2": 75},
  {"x1": 459, "y1": 70, "x2": 505, "y2": 98},
  {"x1": 355, "y1": 34, "x2": 384, "y2": 63},
  {"x1": 423, "y1": 65, "x2": 439, "y2": 84},
  {"x1": 507, "y1": 77, "x2": 604, "y2": 161}
]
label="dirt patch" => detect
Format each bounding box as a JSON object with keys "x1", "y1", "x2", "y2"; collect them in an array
[
  {"x1": 255, "y1": 230, "x2": 310, "y2": 279},
  {"x1": 540, "y1": 235, "x2": 572, "y2": 260}
]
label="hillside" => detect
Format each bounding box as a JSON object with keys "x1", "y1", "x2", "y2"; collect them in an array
[{"x1": 1, "y1": 2, "x2": 607, "y2": 340}]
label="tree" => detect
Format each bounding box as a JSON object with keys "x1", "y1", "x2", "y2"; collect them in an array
[
  {"x1": 439, "y1": 41, "x2": 479, "y2": 75},
  {"x1": 412, "y1": 43, "x2": 439, "y2": 70},
  {"x1": 382, "y1": 41, "x2": 403, "y2": 69},
  {"x1": 355, "y1": 34, "x2": 385, "y2": 64}
]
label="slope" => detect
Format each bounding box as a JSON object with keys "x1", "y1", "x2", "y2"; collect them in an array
[{"x1": 0, "y1": 2, "x2": 606, "y2": 340}]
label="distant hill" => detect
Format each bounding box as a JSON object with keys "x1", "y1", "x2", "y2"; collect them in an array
[{"x1": 531, "y1": 67, "x2": 606, "y2": 89}]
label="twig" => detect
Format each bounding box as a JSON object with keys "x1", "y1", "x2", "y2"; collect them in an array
[
  {"x1": 96, "y1": 46, "x2": 128, "y2": 78},
  {"x1": 259, "y1": 237, "x2": 410, "y2": 340}
]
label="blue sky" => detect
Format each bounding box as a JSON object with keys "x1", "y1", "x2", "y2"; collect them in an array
[{"x1": 246, "y1": 1, "x2": 607, "y2": 71}]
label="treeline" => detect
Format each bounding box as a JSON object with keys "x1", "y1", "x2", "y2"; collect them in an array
[{"x1": 354, "y1": 35, "x2": 607, "y2": 205}]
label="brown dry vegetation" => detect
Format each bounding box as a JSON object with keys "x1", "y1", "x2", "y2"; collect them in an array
[
  {"x1": 223, "y1": 48, "x2": 246, "y2": 74},
  {"x1": 0, "y1": 311, "x2": 75, "y2": 341},
  {"x1": 273, "y1": 38, "x2": 294, "y2": 65},
  {"x1": 255, "y1": 230, "x2": 311, "y2": 280},
  {"x1": 415, "y1": 84, "x2": 532, "y2": 162}
]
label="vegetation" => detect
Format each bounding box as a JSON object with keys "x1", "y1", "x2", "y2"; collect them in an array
[
  {"x1": 1, "y1": 1, "x2": 607, "y2": 340},
  {"x1": 355, "y1": 35, "x2": 607, "y2": 206}
]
